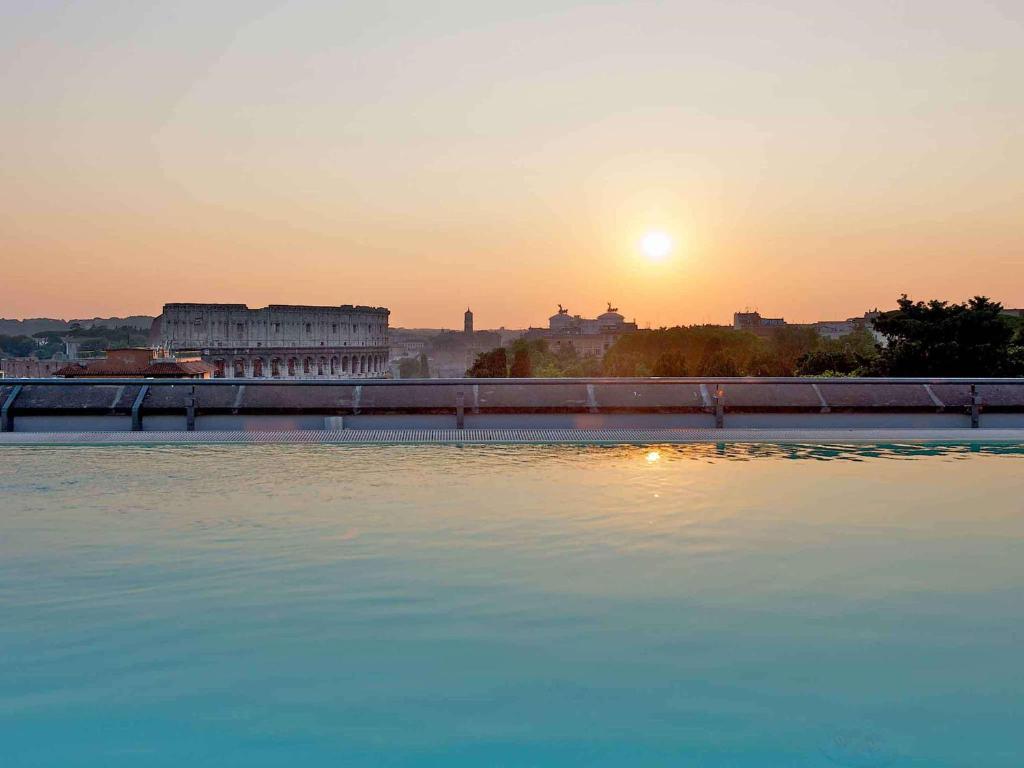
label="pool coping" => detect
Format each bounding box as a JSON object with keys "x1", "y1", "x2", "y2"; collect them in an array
[{"x1": 2, "y1": 428, "x2": 1024, "y2": 446}]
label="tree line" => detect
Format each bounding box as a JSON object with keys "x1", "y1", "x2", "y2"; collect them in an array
[
  {"x1": 0, "y1": 324, "x2": 149, "y2": 360},
  {"x1": 466, "y1": 296, "x2": 1024, "y2": 378}
]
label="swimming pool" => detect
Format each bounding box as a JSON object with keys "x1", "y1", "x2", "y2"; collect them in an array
[{"x1": 2, "y1": 444, "x2": 1022, "y2": 766}]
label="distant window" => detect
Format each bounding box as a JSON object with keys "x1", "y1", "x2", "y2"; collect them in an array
[
  {"x1": 274, "y1": 323, "x2": 280, "y2": 333},
  {"x1": 332, "y1": 323, "x2": 337, "y2": 333},
  {"x1": 236, "y1": 323, "x2": 244, "y2": 334},
  {"x1": 305, "y1": 323, "x2": 312, "y2": 333}
]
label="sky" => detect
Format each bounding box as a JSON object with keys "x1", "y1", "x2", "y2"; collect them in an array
[{"x1": 1, "y1": 0, "x2": 1022, "y2": 329}]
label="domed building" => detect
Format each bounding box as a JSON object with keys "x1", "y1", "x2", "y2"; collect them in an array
[
  {"x1": 549, "y1": 305, "x2": 574, "y2": 333},
  {"x1": 524, "y1": 303, "x2": 638, "y2": 357},
  {"x1": 597, "y1": 304, "x2": 627, "y2": 332}
]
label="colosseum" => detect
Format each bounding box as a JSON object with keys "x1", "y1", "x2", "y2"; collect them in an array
[{"x1": 152, "y1": 303, "x2": 390, "y2": 379}]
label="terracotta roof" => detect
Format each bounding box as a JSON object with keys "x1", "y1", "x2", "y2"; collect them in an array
[{"x1": 55, "y1": 359, "x2": 214, "y2": 378}]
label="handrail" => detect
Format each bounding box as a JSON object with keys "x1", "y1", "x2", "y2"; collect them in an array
[{"x1": 3, "y1": 376, "x2": 1023, "y2": 387}]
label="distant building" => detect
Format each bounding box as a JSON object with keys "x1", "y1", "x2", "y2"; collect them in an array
[
  {"x1": 733, "y1": 309, "x2": 888, "y2": 342},
  {"x1": 733, "y1": 311, "x2": 786, "y2": 333},
  {"x1": 391, "y1": 338, "x2": 426, "y2": 359},
  {"x1": 152, "y1": 302, "x2": 390, "y2": 379},
  {"x1": 812, "y1": 311, "x2": 885, "y2": 342},
  {"x1": 524, "y1": 303, "x2": 638, "y2": 357},
  {"x1": 464, "y1": 308, "x2": 474, "y2": 335},
  {"x1": 55, "y1": 348, "x2": 214, "y2": 379},
  {"x1": 812, "y1": 320, "x2": 857, "y2": 340}
]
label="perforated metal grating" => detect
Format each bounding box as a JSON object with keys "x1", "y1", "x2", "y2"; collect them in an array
[{"x1": 2, "y1": 428, "x2": 1024, "y2": 445}]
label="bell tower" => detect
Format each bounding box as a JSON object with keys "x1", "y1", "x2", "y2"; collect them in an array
[{"x1": 464, "y1": 308, "x2": 474, "y2": 335}]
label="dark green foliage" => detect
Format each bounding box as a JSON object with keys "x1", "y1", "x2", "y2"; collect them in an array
[
  {"x1": 763, "y1": 326, "x2": 821, "y2": 376},
  {"x1": 605, "y1": 318, "x2": 879, "y2": 377},
  {"x1": 605, "y1": 325, "x2": 761, "y2": 377},
  {"x1": 446, "y1": 294, "x2": 1022, "y2": 379},
  {"x1": 509, "y1": 347, "x2": 532, "y2": 377},
  {"x1": 652, "y1": 350, "x2": 687, "y2": 377},
  {"x1": 603, "y1": 351, "x2": 646, "y2": 377},
  {"x1": 698, "y1": 349, "x2": 740, "y2": 377},
  {"x1": 796, "y1": 329, "x2": 878, "y2": 376},
  {"x1": 467, "y1": 348, "x2": 508, "y2": 377},
  {"x1": 872, "y1": 295, "x2": 1022, "y2": 376},
  {"x1": 796, "y1": 347, "x2": 863, "y2": 376},
  {"x1": 0, "y1": 335, "x2": 37, "y2": 357},
  {"x1": 2, "y1": 324, "x2": 148, "y2": 360}
]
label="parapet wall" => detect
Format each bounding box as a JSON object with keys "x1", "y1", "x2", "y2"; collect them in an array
[{"x1": 2, "y1": 378, "x2": 1023, "y2": 432}]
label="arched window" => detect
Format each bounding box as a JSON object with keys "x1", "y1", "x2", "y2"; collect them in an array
[
  {"x1": 318, "y1": 357, "x2": 326, "y2": 376},
  {"x1": 253, "y1": 358, "x2": 264, "y2": 377},
  {"x1": 271, "y1": 358, "x2": 281, "y2": 377},
  {"x1": 213, "y1": 359, "x2": 225, "y2": 378},
  {"x1": 330, "y1": 356, "x2": 338, "y2": 375},
  {"x1": 287, "y1": 358, "x2": 296, "y2": 376},
  {"x1": 233, "y1": 359, "x2": 246, "y2": 378},
  {"x1": 342, "y1": 356, "x2": 349, "y2": 373},
  {"x1": 303, "y1": 357, "x2": 311, "y2": 374},
  {"x1": 360, "y1": 355, "x2": 366, "y2": 374}
]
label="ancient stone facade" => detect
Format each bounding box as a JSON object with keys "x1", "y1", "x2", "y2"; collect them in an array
[{"x1": 154, "y1": 303, "x2": 390, "y2": 379}]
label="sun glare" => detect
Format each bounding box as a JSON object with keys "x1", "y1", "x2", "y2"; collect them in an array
[{"x1": 640, "y1": 231, "x2": 673, "y2": 262}]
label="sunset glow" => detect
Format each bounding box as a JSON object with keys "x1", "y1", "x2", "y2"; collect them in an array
[
  {"x1": 0, "y1": 2, "x2": 1021, "y2": 327},
  {"x1": 641, "y1": 232, "x2": 673, "y2": 262}
]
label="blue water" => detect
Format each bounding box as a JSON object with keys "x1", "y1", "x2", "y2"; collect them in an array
[{"x1": 1, "y1": 443, "x2": 1022, "y2": 767}]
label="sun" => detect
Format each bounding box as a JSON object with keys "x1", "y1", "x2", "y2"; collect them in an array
[{"x1": 640, "y1": 231, "x2": 673, "y2": 262}]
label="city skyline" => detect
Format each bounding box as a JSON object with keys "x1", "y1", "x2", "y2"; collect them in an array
[
  {"x1": 2, "y1": 293, "x2": 1009, "y2": 332},
  {"x1": 2, "y1": 1, "x2": 1023, "y2": 326}
]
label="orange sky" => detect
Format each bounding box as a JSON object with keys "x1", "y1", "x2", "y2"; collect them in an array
[{"x1": 1, "y1": 1, "x2": 1022, "y2": 328}]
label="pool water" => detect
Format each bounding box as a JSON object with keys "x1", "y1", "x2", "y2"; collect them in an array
[{"x1": 1, "y1": 443, "x2": 1022, "y2": 767}]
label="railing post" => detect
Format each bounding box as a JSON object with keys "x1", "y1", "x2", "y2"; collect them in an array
[
  {"x1": 456, "y1": 390, "x2": 465, "y2": 430},
  {"x1": 185, "y1": 386, "x2": 197, "y2": 431},
  {"x1": 131, "y1": 385, "x2": 150, "y2": 431},
  {"x1": 714, "y1": 384, "x2": 724, "y2": 429},
  {"x1": 1, "y1": 384, "x2": 23, "y2": 433},
  {"x1": 970, "y1": 384, "x2": 981, "y2": 428}
]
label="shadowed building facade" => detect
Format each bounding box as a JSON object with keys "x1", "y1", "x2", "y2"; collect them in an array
[{"x1": 152, "y1": 303, "x2": 390, "y2": 379}]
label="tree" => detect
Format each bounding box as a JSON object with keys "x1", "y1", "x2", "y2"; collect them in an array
[
  {"x1": 0, "y1": 335, "x2": 37, "y2": 358},
  {"x1": 796, "y1": 329, "x2": 879, "y2": 376},
  {"x1": 872, "y1": 295, "x2": 1021, "y2": 376},
  {"x1": 763, "y1": 325, "x2": 822, "y2": 376},
  {"x1": 467, "y1": 348, "x2": 508, "y2": 377},
  {"x1": 509, "y1": 347, "x2": 532, "y2": 377},
  {"x1": 602, "y1": 351, "x2": 645, "y2": 376},
  {"x1": 653, "y1": 350, "x2": 687, "y2": 376},
  {"x1": 698, "y1": 349, "x2": 740, "y2": 377}
]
